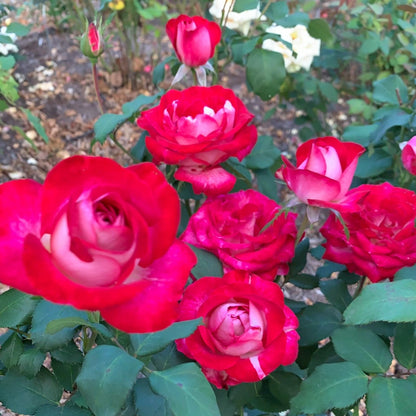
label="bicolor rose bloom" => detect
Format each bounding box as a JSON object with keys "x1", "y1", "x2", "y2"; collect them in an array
[
  {"x1": 401, "y1": 136, "x2": 416, "y2": 176},
  {"x1": 209, "y1": 0, "x2": 263, "y2": 36},
  {"x1": 275, "y1": 136, "x2": 365, "y2": 208},
  {"x1": 166, "y1": 15, "x2": 221, "y2": 68},
  {"x1": 137, "y1": 86, "x2": 257, "y2": 196},
  {"x1": 0, "y1": 155, "x2": 196, "y2": 333},
  {"x1": 262, "y1": 25, "x2": 321, "y2": 73},
  {"x1": 181, "y1": 189, "x2": 298, "y2": 280},
  {"x1": 176, "y1": 270, "x2": 299, "y2": 388},
  {"x1": 321, "y1": 182, "x2": 416, "y2": 283}
]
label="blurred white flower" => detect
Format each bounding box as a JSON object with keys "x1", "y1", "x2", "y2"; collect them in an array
[
  {"x1": 209, "y1": 0, "x2": 263, "y2": 36},
  {"x1": 262, "y1": 24, "x2": 321, "y2": 73},
  {"x1": 0, "y1": 26, "x2": 18, "y2": 56}
]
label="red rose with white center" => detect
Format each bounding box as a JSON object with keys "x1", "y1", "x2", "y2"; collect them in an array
[
  {"x1": 175, "y1": 270, "x2": 299, "y2": 388},
  {"x1": 0, "y1": 155, "x2": 196, "y2": 333},
  {"x1": 137, "y1": 86, "x2": 257, "y2": 196},
  {"x1": 181, "y1": 189, "x2": 298, "y2": 280},
  {"x1": 321, "y1": 182, "x2": 416, "y2": 283},
  {"x1": 276, "y1": 136, "x2": 365, "y2": 208}
]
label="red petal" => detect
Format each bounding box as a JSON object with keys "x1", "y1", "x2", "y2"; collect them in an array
[{"x1": 0, "y1": 179, "x2": 42, "y2": 294}]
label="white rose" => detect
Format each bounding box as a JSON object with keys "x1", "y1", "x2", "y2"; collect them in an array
[
  {"x1": 0, "y1": 26, "x2": 18, "y2": 56},
  {"x1": 209, "y1": 0, "x2": 263, "y2": 36},
  {"x1": 262, "y1": 24, "x2": 321, "y2": 73}
]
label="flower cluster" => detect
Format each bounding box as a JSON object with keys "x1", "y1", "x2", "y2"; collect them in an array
[{"x1": 3, "y1": 9, "x2": 416, "y2": 397}]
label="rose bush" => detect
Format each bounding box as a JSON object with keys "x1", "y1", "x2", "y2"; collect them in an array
[
  {"x1": 276, "y1": 136, "x2": 365, "y2": 208},
  {"x1": 0, "y1": 155, "x2": 196, "y2": 332},
  {"x1": 401, "y1": 135, "x2": 416, "y2": 176},
  {"x1": 175, "y1": 270, "x2": 299, "y2": 388},
  {"x1": 166, "y1": 14, "x2": 221, "y2": 68},
  {"x1": 320, "y1": 182, "x2": 416, "y2": 283},
  {"x1": 262, "y1": 24, "x2": 321, "y2": 73},
  {"x1": 181, "y1": 189, "x2": 298, "y2": 280},
  {"x1": 136, "y1": 85, "x2": 257, "y2": 196}
]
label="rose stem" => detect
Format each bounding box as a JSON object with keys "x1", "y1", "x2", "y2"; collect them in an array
[{"x1": 92, "y1": 62, "x2": 105, "y2": 114}]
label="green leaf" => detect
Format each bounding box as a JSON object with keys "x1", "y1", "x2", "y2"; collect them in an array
[
  {"x1": 371, "y1": 108, "x2": 412, "y2": 145},
  {"x1": 35, "y1": 404, "x2": 92, "y2": 416},
  {"x1": 21, "y1": 108, "x2": 49, "y2": 143},
  {"x1": 355, "y1": 148, "x2": 393, "y2": 178},
  {"x1": 133, "y1": 378, "x2": 172, "y2": 416},
  {"x1": 94, "y1": 93, "x2": 160, "y2": 143},
  {"x1": 0, "y1": 55, "x2": 15, "y2": 70},
  {"x1": 395, "y1": 263, "x2": 416, "y2": 281},
  {"x1": 149, "y1": 362, "x2": 221, "y2": 416},
  {"x1": 0, "y1": 332, "x2": 23, "y2": 367},
  {"x1": 254, "y1": 168, "x2": 278, "y2": 201},
  {"x1": 394, "y1": 323, "x2": 416, "y2": 369},
  {"x1": 150, "y1": 342, "x2": 190, "y2": 371},
  {"x1": 318, "y1": 81, "x2": 338, "y2": 102},
  {"x1": 367, "y1": 377, "x2": 416, "y2": 416},
  {"x1": 290, "y1": 362, "x2": 368, "y2": 414},
  {"x1": 18, "y1": 347, "x2": 46, "y2": 378},
  {"x1": 246, "y1": 48, "x2": 285, "y2": 101},
  {"x1": 308, "y1": 342, "x2": 344, "y2": 375},
  {"x1": 298, "y1": 303, "x2": 343, "y2": 346},
  {"x1": 233, "y1": 0, "x2": 258, "y2": 12},
  {"x1": 268, "y1": 371, "x2": 301, "y2": 410},
  {"x1": 52, "y1": 359, "x2": 81, "y2": 391},
  {"x1": 0, "y1": 368, "x2": 62, "y2": 415},
  {"x1": 6, "y1": 22, "x2": 31, "y2": 36},
  {"x1": 265, "y1": 1, "x2": 289, "y2": 21},
  {"x1": 243, "y1": 135, "x2": 281, "y2": 169},
  {"x1": 372, "y1": 74, "x2": 408, "y2": 105},
  {"x1": 288, "y1": 238, "x2": 310, "y2": 276},
  {"x1": 308, "y1": 19, "x2": 333, "y2": 42},
  {"x1": 332, "y1": 326, "x2": 392, "y2": 373},
  {"x1": 76, "y1": 345, "x2": 144, "y2": 416},
  {"x1": 188, "y1": 245, "x2": 223, "y2": 279},
  {"x1": 320, "y1": 279, "x2": 352, "y2": 312},
  {"x1": 0, "y1": 289, "x2": 39, "y2": 327},
  {"x1": 45, "y1": 316, "x2": 112, "y2": 338},
  {"x1": 50, "y1": 342, "x2": 83, "y2": 364},
  {"x1": 30, "y1": 301, "x2": 88, "y2": 351},
  {"x1": 131, "y1": 318, "x2": 203, "y2": 356},
  {"x1": 342, "y1": 124, "x2": 378, "y2": 147},
  {"x1": 344, "y1": 280, "x2": 416, "y2": 324},
  {"x1": 289, "y1": 273, "x2": 319, "y2": 289}
]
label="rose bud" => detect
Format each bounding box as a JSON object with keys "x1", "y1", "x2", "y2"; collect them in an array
[
  {"x1": 166, "y1": 14, "x2": 221, "y2": 68},
  {"x1": 80, "y1": 21, "x2": 103, "y2": 63},
  {"x1": 401, "y1": 136, "x2": 416, "y2": 176}
]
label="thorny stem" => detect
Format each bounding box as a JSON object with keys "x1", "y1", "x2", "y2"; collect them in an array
[
  {"x1": 111, "y1": 133, "x2": 135, "y2": 161},
  {"x1": 92, "y1": 63, "x2": 104, "y2": 114}
]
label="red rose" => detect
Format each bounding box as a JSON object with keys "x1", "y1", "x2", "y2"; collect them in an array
[
  {"x1": 176, "y1": 270, "x2": 299, "y2": 388},
  {"x1": 88, "y1": 22, "x2": 101, "y2": 55},
  {"x1": 166, "y1": 15, "x2": 221, "y2": 67},
  {"x1": 276, "y1": 136, "x2": 365, "y2": 208},
  {"x1": 137, "y1": 86, "x2": 257, "y2": 196},
  {"x1": 321, "y1": 182, "x2": 416, "y2": 283},
  {"x1": 80, "y1": 21, "x2": 103, "y2": 62},
  {"x1": 181, "y1": 189, "x2": 298, "y2": 280},
  {"x1": 401, "y1": 136, "x2": 416, "y2": 176},
  {"x1": 0, "y1": 155, "x2": 196, "y2": 333}
]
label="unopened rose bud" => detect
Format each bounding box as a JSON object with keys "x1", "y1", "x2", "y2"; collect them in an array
[{"x1": 80, "y1": 21, "x2": 103, "y2": 63}]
